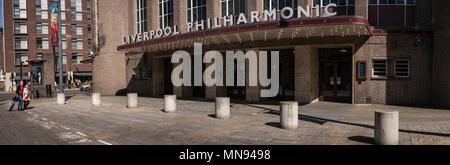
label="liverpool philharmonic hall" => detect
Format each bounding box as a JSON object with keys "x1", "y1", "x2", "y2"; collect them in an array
[{"x1": 94, "y1": 0, "x2": 450, "y2": 108}]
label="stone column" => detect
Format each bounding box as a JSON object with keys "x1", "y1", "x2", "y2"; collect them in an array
[
  {"x1": 148, "y1": 0, "x2": 160, "y2": 30},
  {"x1": 246, "y1": 49, "x2": 260, "y2": 102},
  {"x1": 92, "y1": 93, "x2": 101, "y2": 106},
  {"x1": 295, "y1": 46, "x2": 319, "y2": 104},
  {"x1": 355, "y1": 0, "x2": 368, "y2": 19},
  {"x1": 173, "y1": 0, "x2": 188, "y2": 33},
  {"x1": 207, "y1": 1, "x2": 221, "y2": 18},
  {"x1": 280, "y1": 101, "x2": 298, "y2": 129},
  {"x1": 152, "y1": 57, "x2": 165, "y2": 96},
  {"x1": 164, "y1": 95, "x2": 177, "y2": 113},
  {"x1": 127, "y1": 93, "x2": 138, "y2": 108},
  {"x1": 248, "y1": 0, "x2": 263, "y2": 16},
  {"x1": 215, "y1": 97, "x2": 230, "y2": 119},
  {"x1": 375, "y1": 111, "x2": 399, "y2": 145},
  {"x1": 298, "y1": 0, "x2": 312, "y2": 8}
]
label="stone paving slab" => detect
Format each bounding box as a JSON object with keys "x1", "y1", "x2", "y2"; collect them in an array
[{"x1": 0, "y1": 95, "x2": 449, "y2": 145}]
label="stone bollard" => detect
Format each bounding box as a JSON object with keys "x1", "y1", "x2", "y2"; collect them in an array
[
  {"x1": 375, "y1": 110, "x2": 399, "y2": 145},
  {"x1": 57, "y1": 93, "x2": 65, "y2": 105},
  {"x1": 92, "y1": 93, "x2": 101, "y2": 106},
  {"x1": 280, "y1": 101, "x2": 298, "y2": 129},
  {"x1": 215, "y1": 97, "x2": 230, "y2": 119},
  {"x1": 164, "y1": 95, "x2": 177, "y2": 113},
  {"x1": 127, "y1": 93, "x2": 138, "y2": 108}
]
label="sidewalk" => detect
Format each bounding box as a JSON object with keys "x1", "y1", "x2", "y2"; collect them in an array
[{"x1": 0, "y1": 95, "x2": 449, "y2": 145}]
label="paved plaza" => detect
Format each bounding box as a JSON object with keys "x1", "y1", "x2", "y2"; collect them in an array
[{"x1": 0, "y1": 95, "x2": 449, "y2": 145}]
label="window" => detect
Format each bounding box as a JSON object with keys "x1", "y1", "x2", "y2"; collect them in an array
[
  {"x1": 14, "y1": 22, "x2": 27, "y2": 34},
  {"x1": 37, "y1": 53, "x2": 43, "y2": 60},
  {"x1": 62, "y1": 24, "x2": 66, "y2": 34},
  {"x1": 36, "y1": 0, "x2": 49, "y2": 19},
  {"x1": 372, "y1": 59, "x2": 387, "y2": 77},
  {"x1": 368, "y1": 0, "x2": 415, "y2": 28},
  {"x1": 15, "y1": 53, "x2": 28, "y2": 66},
  {"x1": 313, "y1": 0, "x2": 355, "y2": 16},
  {"x1": 71, "y1": 0, "x2": 83, "y2": 21},
  {"x1": 88, "y1": 39, "x2": 92, "y2": 50},
  {"x1": 71, "y1": 24, "x2": 83, "y2": 35},
  {"x1": 87, "y1": 0, "x2": 92, "y2": 21},
  {"x1": 15, "y1": 37, "x2": 28, "y2": 50},
  {"x1": 55, "y1": 53, "x2": 67, "y2": 64},
  {"x1": 31, "y1": 64, "x2": 43, "y2": 85},
  {"x1": 36, "y1": 23, "x2": 49, "y2": 34},
  {"x1": 159, "y1": 0, "x2": 173, "y2": 29},
  {"x1": 88, "y1": 25, "x2": 92, "y2": 36},
  {"x1": 14, "y1": 0, "x2": 27, "y2": 19},
  {"x1": 395, "y1": 59, "x2": 409, "y2": 77},
  {"x1": 187, "y1": 0, "x2": 206, "y2": 23},
  {"x1": 61, "y1": 11, "x2": 66, "y2": 20},
  {"x1": 36, "y1": 38, "x2": 49, "y2": 49},
  {"x1": 136, "y1": 0, "x2": 148, "y2": 33},
  {"x1": 72, "y1": 53, "x2": 83, "y2": 64},
  {"x1": 264, "y1": 0, "x2": 297, "y2": 10},
  {"x1": 72, "y1": 38, "x2": 83, "y2": 50},
  {"x1": 62, "y1": 38, "x2": 67, "y2": 49},
  {"x1": 221, "y1": 0, "x2": 247, "y2": 17}
]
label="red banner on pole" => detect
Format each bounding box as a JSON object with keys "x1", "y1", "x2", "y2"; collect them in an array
[{"x1": 50, "y1": 4, "x2": 59, "y2": 47}]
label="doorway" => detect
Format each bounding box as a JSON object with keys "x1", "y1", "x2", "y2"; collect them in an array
[{"x1": 319, "y1": 48, "x2": 352, "y2": 103}]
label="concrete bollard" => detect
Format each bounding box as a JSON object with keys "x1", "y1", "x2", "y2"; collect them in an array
[
  {"x1": 92, "y1": 93, "x2": 101, "y2": 106},
  {"x1": 57, "y1": 93, "x2": 65, "y2": 105},
  {"x1": 164, "y1": 95, "x2": 176, "y2": 113},
  {"x1": 127, "y1": 93, "x2": 138, "y2": 108},
  {"x1": 280, "y1": 101, "x2": 298, "y2": 130},
  {"x1": 375, "y1": 110, "x2": 399, "y2": 145},
  {"x1": 215, "y1": 97, "x2": 230, "y2": 119}
]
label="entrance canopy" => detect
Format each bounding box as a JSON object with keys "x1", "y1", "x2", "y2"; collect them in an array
[{"x1": 117, "y1": 16, "x2": 372, "y2": 55}]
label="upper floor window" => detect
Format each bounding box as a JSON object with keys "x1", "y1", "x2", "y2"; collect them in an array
[
  {"x1": 14, "y1": 0, "x2": 27, "y2": 19},
  {"x1": 71, "y1": 0, "x2": 83, "y2": 21},
  {"x1": 263, "y1": 0, "x2": 297, "y2": 11},
  {"x1": 313, "y1": 0, "x2": 355, "y2": 16},
  {"x1": 14, "y1": 37, "x2": 28, "y2": 50},
  {"x1": 187, "y1": 0, "x2": 206, "y2": 23},
  {"x1": 159, "y1": 0, "x2": 173, "y2": 29},
  {"x1": 15, "y1": 53, "x2": 29, "y2": 66},
  {"x1": 368, "y1": 0, "x2": 415, "y2": 28},
  {"x1": 36, "y1": 23, "x2": 49, "y2": 34},
  {"x1": 87, "y1": 0, "x2": 92, "y2": 21},
  {"x1": 137, "y1": 0, "x2": 148, "y2": 33},
  {"x1": 221, "y1": 0, "x2": 247, "y2": 17},
  {"x1": 36, "y1": 0, "x2": 49, "y2": 19},
  {"x1": 14, "y1": 22, "x2": 27, "y2": 34}
]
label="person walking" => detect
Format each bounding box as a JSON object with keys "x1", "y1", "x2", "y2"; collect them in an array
[
  {"x1": 15, "y1": 80, "x2": 25, "y2": 111},
  {"x1": 23, "y1": 84, "x2": 31, "y2": 110}
]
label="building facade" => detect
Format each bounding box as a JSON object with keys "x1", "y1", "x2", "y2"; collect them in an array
[
  {"x1": 95, "y1": 0, "x2": 448, "y2": 108},
  {"x1": 2, "y1": 0, "x2": 96, "y2": 95}
]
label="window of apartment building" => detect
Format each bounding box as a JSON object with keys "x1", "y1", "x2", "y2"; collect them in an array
[
  {"x1": 159, "y1": 0, "x2": 174, "y2": 29},
  {"x1": 187, "y1": 0, "x2": 206, "y2": 23},
  {"x1": 263, "y1": 0, "x2": 297, "y2": 10},
  {"x1": 37, "y1": 53, "x2": 43, "y2": 60},
  {"x1": 87, "y1": 0, "x2": 92, "y2": 21},
  {"x1": 13, "y1": 0, "x2": 27, "y2": 19},
  {"x1": 71, "y1": 0, "x2": 83, "y2": 21},
  {"x1": 15, "y1": 53, "x2": 28, "y2": 66},
  {"x1": 55, "y1": 53, "x2": 67, "y2": 64},
  {"x1": 62, "y1": 38, "x2": 67, "y2": 49},
  {"x1": 71, "y1": 24, "x2": 83, "y2": 35},
  {"x1": 14, "y1": 22, "x2": 27, "y2": 34},
  {"x1": 372, "y1": 59, "x2": 387, "y2": 78},
  {"x1": 72, "y1": 53, "x2": 83, "y2": 64},
  {"x1": 88, "y1": 39, "x2": 92, "y2": 50},
  {"x1": 61, "y1": 11, "x2": 66, "y2": 20},
  {"x1": 14, "y1": 37, "x2": 28, "y2": 50},
  {"x1": 221, "y1": 0, "x2": 247, "y2": 17},
  {"x1": 395, "y1": 59, "x2": 409, "y2": 78},
  {"x1": 72, "y1": 38, "x2": 83, "y2": 50},
  {"x1": 87, "y1": 25, "x2": 92, "y2": 36},
  {"x1": 369, "y1": 0, "x2": 415, "y2": 28},
  {"x1": 36, "y1": 0, "x2": 49, "y2": 19},
  {"x1": 62, "y1": 24, "x2": 66, "y2": 34},
  {"x1": 313, "y1": 0, "x2": 355, "y2": 16},
  {"x1": 137, "y1": 0, "x2": 148, "y2": 33},
  {"x1": 37, "y1": 38, "x2": 49, "y2": 49},
  {"x1": 36, "y1": 23, "x2": 49, "y2": 34}
]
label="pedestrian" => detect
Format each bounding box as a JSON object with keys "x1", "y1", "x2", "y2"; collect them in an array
[
  {"x1": 23, "y1": 84, "x2": 31, "y2": 110},
  {"x1": 15, "y1": 80, "x2": 25, "y2": 111}
]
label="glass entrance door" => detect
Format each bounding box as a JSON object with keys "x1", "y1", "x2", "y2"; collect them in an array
[{"x1": 319, "y1": 48, "x2": 352, "y2": 103}]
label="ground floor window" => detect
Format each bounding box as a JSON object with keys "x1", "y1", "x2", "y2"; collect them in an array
[
  {"x1": 372, "y1": 59, "x2": 387, "y2": 78},
  {"x1": 394, "y1": 59, "x2": 409, "y2": 78}
]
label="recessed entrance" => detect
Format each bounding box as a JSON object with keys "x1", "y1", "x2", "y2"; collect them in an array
[{"x1": 319, "y1": 48, "x2": 352, "y2": 103}]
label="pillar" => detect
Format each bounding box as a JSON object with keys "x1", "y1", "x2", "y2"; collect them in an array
[
  {"x1": 280, "y1": 101, "x2": 299, "y2": 129},
  {"x1": 355, "y1": 0, "x2": 368, "y2": 19},
  {"x1": 173, "y1": 0, "x2": 188, "y2": 33},
  {"x1": 57, "y1": 93, "x2": 65, "y2": 105},
  {"x1": 164, "y1": 95, "x2": 177, "y2": 113},
  {"x1": 127, "y1": 93, "x2": 138, "y2": 108},
  {"x1": 92, "y1": 93, "x2": 101, "y2": 106},
  {"x1": 215, "y1": 97, "x2": 230, "y2": 119},
  {"x1": 295, "y1": 46, "x2": 319, "y2": 104},
  {"x1": 375, "y1": 111, "x2": 399, "y2": 145}
]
